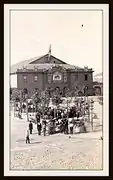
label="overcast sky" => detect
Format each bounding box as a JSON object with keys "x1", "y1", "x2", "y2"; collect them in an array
[{"x1": 11, "y1": 10, "x2": 102, "y2": 75}]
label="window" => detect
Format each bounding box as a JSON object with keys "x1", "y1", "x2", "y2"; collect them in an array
[
  {"x1": 64, "y1": 76, "x2": 67, "y2": 82},
  {"x1": 48, "y1": 74, "x2": 52, "y2": 83},
  {"x1": 23, "y1": 76, "x2": 27, "y2": 80},
  {"x1": 85, "y1": 74, "x2": 88, "y2": 81},
  {"x1": 53, "y1": 72, "x2": 61, "y2": 81},
  {"x1": 75, "y1": 74, "x2": 78, "y2": 80},
  {"x1": 34, "y1": 76, "x2": 38, "y2": 81},
  {"x1": 64, "y1": 74, "x2": 67, "y2": 82}
]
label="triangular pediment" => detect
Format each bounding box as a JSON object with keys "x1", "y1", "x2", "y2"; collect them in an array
[{"x1": 30, "y1": 54, "x2": 67, "y2": 64}]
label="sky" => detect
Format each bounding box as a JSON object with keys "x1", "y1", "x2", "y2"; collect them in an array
[
  {"x1": 10, "y1": 10, "x2": 102, "y2": 87},
  {"x1": 11, "y1": 10, "x2": 102, "y2": 73}
]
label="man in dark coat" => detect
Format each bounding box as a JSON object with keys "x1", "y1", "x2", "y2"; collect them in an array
[
  {"x1": 37, "y1": 122, "x2": 42, "y2": 135},
  {"x1": 64, "y1": 119, "x2": 68, "y2": 134},
  {"x1": 29, "y1": 121, "x2": 33, "y2": 134},
  {"x1": 42, "y1": 120, "x2": 47, "y2": 136}
]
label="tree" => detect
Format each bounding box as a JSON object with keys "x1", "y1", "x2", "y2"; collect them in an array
[
  {"x1": 12, "y1": 89, "x2": 20, "y2": 102},
  {"x1": 31, "y1": 89, "x2": 41, "y2": 113},
  {"x1": 90, "y1": 99, "x2": 94, "y2": 131},
  {"x1": 10, "y1": 87, "x2": 12, "y2": 100},
  {"x1": 64, "y1": 88, "x2": 73, "y2": 119},
  {"x1": 83, "y1": 85, "x2": 88, "y2": 97},
  {"x1": 11, "y1": 89, "x2": 21, "y2": 117},
  {"x1": 40, "y1": 89, "x2": 50, "y2": 116}
]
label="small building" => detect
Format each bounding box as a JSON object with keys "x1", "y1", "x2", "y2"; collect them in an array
[
  {"x1": 10, "y1": 46, "x2": 94, "y2": 97},
  {"x1": 93, "y1": 73, "x2": 103, "y2": 95}
]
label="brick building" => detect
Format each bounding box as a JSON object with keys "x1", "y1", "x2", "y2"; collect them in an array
[{"x1": 10, "y1": 47, "x2": 94, "y2": 97}]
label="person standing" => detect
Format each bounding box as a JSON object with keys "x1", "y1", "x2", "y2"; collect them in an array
[
  {"x1": 64, "y1": 119, "x2": 68, "y2": 134},
  {"x1": 42, "y1": 120, "x2": 46, "y2": 136},
  {"x1": 37, "y1": 121, "x2": 42, "y2": 135},
  {"x1": 69, "y1": 121, "x2": 74, "y2": 134},
  {"x1": 77, "y1": 111, "x2": 80, "y2": 119},
  {"x1": 26, "y1": 129, "x2": 30, "y2": 144},
  {"x1": 18, "y1": 110, "x2": 22, "y2": 119},
  {"x1": 36, "y1": 112, "x2": 40, "y2": 123},
  {"x1": 29, "y1": 121, "x2": 33, "y2": 134}
]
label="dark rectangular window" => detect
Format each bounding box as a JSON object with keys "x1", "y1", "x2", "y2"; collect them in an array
[{"x1": 85, "y1": 74, "x2": 88, "y2": 81}]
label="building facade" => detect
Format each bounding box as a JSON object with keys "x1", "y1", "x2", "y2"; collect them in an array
[
  {"x1": 93, "y1": 73, "x2": 103, "y2": 95},
  {"x1": 11, "y1": 49, "x2": 94, "y2": 97}
]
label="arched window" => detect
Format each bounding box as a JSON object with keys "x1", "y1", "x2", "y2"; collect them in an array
[{"x1": 53, "y1": 71, "x2": 61, "y2": 81}]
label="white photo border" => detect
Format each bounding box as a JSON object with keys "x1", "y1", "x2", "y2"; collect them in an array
[{"x1": 4, "y1": 4, "x2": 109, "y2": 176}]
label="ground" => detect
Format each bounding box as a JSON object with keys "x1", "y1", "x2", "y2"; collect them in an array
[{"x1": 10, "y1": 96, "x2": 103, "y2": 170}]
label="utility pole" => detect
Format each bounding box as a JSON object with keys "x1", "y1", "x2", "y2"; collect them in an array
[
  {"x1": 26, "y1": 99, "x2": 28, "y2": 122},
  {"x1": 67, "y1": 99, "x2": 69, "y2": 119},
  {"x1": 90, "y1": 100, "x2": 94, "y2": 131},
  {"x1": 88, "y1": 101, "x2": 90, "y2": 122},
  {"x1": 14, "y1": 99, "x2": 16, "y2": 117},
  {"x1": 25, "y1": 94, "x2": 28, "y2": 122},
  {"x1": 20, "y1": 90, "x2": 23, "y2": 119}
]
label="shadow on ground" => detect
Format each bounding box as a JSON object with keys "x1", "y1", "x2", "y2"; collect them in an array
[{"x1": 30, "y1": 141, "x2": 41, "y2": 144}]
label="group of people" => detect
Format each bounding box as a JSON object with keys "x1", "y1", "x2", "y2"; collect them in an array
[
  {"x1": 26, "y1": 115, "x2": 87, "y2": 144},
  {"x1": 22, "y1": 97, "x2": 93, "y2": 144},
  {"x1": 26, "y1": 119, "x2": 47, "y2": 144}
]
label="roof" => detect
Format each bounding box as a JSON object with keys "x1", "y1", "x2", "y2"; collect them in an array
[
  {"x1": 94, "y1": 72, "x2": 102, "y2": 83},
  {"x1": 94, "y1": 72, "x2": 102, "y2": 77},
  {"x1": 10, "y1": 53, "x2": 93, "y2": 74},
  {"x1": 16, "y1": 63, "x2": 82, "y2": 73},
  {"x1": 11, "y1": 54, "x2": 68, "y2": 74},
  {"x1": 10, "y1": 55, "x2": 43, "y2": 74}
]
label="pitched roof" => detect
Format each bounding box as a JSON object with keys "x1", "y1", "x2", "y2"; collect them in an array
[
  {"x1": 10, "y1": 54, "x2": 68, "y2": 74},
  {"x1": 10, "y1": 55, "x2": 43, "y2": 74},
  {"x1": 10, "y1": 53, "x2": 92, "y2": 74}
]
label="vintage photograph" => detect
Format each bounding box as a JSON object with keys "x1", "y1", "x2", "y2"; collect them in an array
[{"x1": 4, "y1": 4, "x2": 109, "y2": 176}]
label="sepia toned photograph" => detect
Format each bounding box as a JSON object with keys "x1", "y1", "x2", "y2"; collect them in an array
[{"x1": 4, "y1": 4, "x2": 109, "y2": 176}]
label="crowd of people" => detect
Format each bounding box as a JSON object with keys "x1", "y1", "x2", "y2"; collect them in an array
[
  {"x1": 10, "y1": 87, "x2": 96, "y2": 144},
  {"x1": 24, "y1": 97, "x2": 93, "y2": 143}
]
